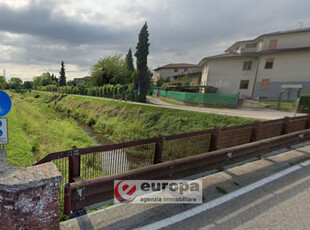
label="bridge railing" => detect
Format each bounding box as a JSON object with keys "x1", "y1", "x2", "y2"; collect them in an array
[
  {"x1": 34, "y1": 115, "x2": 310, "y2": 216},
  {"x1": 67, "y1": 129, "x2": 310, "y2": 214}
]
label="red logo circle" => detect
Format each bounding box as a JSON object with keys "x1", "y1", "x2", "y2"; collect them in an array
[{"x1": 114, "y1": 180, "x2": 137, "y2": 203}]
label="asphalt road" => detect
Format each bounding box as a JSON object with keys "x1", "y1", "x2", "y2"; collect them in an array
[
  {"x1": 147, "y1": 96, "x2": 304, "y2": 120},
  {"x1": 71, "y1": 93, "x2": 303, "y2": 120},
  {"x1": 155, "y1": 160, "x2": 310, "y2": 230}
]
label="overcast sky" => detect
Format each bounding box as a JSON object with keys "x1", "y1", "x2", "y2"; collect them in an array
[{"x1": 0, "y1": 0, "x2": 310, "y2": 81}]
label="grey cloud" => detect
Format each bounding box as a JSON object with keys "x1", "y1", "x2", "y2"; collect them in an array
[
  {"x1": 1, "y1": 0, "x2": 310, "y2": 80},
  {"x1": 0, "y1": 1, "x2": 136, "y2": 45}
]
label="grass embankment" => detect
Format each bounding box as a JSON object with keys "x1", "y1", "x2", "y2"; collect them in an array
[
  {"x1": 5, "y1": 91, "x2": 93, "y2": 167},
  {"x1": 31, "y1": 91, "x2": 256, "y2": 143}
]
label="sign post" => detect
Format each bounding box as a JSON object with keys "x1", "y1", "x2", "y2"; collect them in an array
[
  {"x1": 0, "y1": 118, "x2": 8, "y2": 145},
  {"x1": 137, "y1": 85, "x2": 141, "y2": 101},
  {"x1": 0, "y1": 90, "x2": 12, "y2": 158}
]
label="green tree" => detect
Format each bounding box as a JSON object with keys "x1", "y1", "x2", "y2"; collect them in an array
[
  {"x1": 90, "y1": 55, "x2": 130, "y2": 86},
  {"x1": 59, "y1": 61, "x2": 66, "y2": 86},
  {"x1": 23, "y1": 81, "x2": 33, "y2": 89},
  {"x1": 9, "y1": 77, "x2": 23, "y2": 89},
  {"x1": 51, "y1": 73, "x2": 58, "y2": 83},
  {"x1": 156, "y1": 77, "x2": 170, "y2": 87},
  {"x1": 0, "y1": 76, "x2": 7, "y2": 89},
  {"x1": 32, "y1": 72, "x2": 55, "y2": 88},
  {"x1": 125, "y1": 48, "x2": 134, "y2": 73},
  {"x1": 134, "y1": 22, "x2": 150, "y2": 102}
]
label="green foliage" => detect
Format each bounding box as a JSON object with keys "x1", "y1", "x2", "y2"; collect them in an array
[
  {"x1": 156, "y1": 77, "x2": 170, "y2": 87},
  {"x1": 298, "y1": 94, "x2": 310, "y2": 113},
  {"x1": 23, "y1": 81, "x2": 33, "y2": 89},
  {"x1": 162, "y1": 82, "x2": 169, "y2": 90},
  {"x1": 0, "y1": 76, "x2": 9, "y2": 89},
  {"x1": 5, "y1": 92, "x2": 93, "y2": 167},
  {"x1": 35, "y1": 91, "x2": 255, "y2": 143},
  {"x1": 135, "y1": 22, "x2": 150, "y2": 103},
  {"x1": 37, "y1": 83, "x2": 140, "y2": 101},
  {"x1": 59, "y1": 61, "x2": 66, "y2": 86},
  {"x1": 8, "y1": 77, "x2": 23, "y2": 90},
  {"x1": 33, "y1": 72, "x2": 57, "y2": 88},
  {"x1": 125, "y1": 48, "x2": 134, "y2": 73},
  {"x1": 181, "y1": 75, "x2": 191, "y2": 86},
  {"x1": 172, "y1": 75, "x2": 192, "y2": 86},
  {"x1": 90, "y1": 55, "x2": 130, "y2": 86}
]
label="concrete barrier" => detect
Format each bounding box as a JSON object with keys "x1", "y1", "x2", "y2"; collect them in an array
[{"x1": 0, "y1": 150, "x2": 61, "y2": 230}]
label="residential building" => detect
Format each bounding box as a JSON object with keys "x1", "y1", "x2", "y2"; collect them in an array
[
  {"x1": 153, "y1": 63, "x2": 201, "y2": 84},
  {"x1": 199, "y1": 28, "x2": 310, "y2": 100}
]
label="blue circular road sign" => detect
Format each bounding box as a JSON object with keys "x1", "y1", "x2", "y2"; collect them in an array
[{"x1": 0, "y1": 91, "x2": 12, "y2": 117}]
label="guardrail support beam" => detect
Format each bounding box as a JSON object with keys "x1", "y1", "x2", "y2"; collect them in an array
[
  {"x1": 281, "y1": 116, "x2": 290, "y2": 135},
  {"x1": 209, "y1": 127, "x2": 219, "y2": 151},
  {"x1": 153, "y1": 137, "x2": 164, "y2": 164},
  {"x1": 69, "y1": 146, "x2": 81, "y2": 183}
]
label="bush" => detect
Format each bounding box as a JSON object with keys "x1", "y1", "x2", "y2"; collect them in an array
[
  {"x1": 162, "y1": 82, "x2": 169, "y2": 91},
  {"x1": 298, "y1": 94, "x2": 310, "y2": 113}
]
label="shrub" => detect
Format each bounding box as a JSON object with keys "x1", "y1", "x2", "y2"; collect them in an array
[
  {"x1": 298, "y1": 94, "x2": 310, "y2": 113},
  {"x1": 162, "y1": 82, "x2": 169, "y2": 91}
]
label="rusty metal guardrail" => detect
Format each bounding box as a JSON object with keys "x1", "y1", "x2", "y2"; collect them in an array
[
  {"x1": 34, "y1": 114, "x2": 310, "y2": 216},
  {"x1": 66, "y1": 129, "x2": 310, "y2": 214}
]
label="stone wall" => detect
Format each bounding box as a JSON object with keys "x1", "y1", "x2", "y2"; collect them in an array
[{"x1": 0, "y1": 150, "x2": 61, "y2": 230}]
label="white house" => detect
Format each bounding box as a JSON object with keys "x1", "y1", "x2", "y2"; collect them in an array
[
  {"x1": 199, "y1": 28, "x2": 310, "y2": 100},
  {"x1": 153, "y1": 63, "x2": 201, "y2": 83}
]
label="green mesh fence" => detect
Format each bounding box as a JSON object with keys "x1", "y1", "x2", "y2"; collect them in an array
[{"x1": 153, "y1": 89, "x2": 238, "y2": 106}]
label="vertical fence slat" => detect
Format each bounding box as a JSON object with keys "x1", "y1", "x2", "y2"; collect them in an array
[
  {"x1": 68, "y1": 147, "x2": 81, "y2": 183},
  {"x1": 281, "y1": 117, "x2": 290, "y2": 135},
  {"x1": 153, "y1": 137, "x2": 164, "y2": 164},
  {"x1": 209, "y1": 127, "x2": 219, "y2": 151}
]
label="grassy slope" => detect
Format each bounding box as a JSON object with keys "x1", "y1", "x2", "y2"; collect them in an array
[
  {"x1": 31, "y1": 91, "x2": 256, "y2": 143},
  {"x1": 5, "y1": 92, "x2": 93, "y2": 167}
]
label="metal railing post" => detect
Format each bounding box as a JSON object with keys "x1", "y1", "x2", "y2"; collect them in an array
[
  {"x1": 250, "y1": 122, "x2": 261, "y2": 142},
  {"x1": 307, "y1": 114, "x2": 310, "y2": 129},
  {"x1": 209, "y1": 127, "x2": 219, "y2": 151},
  {"x1": 64, "y1": 183, "x2": 72, "y2": 217},
  {"x1": 153, "y1": 137, "x2": 164, "y2": 164},
  {"x1": 281, "y1": 116, "x2": 290, "y2": 135},
  {"x1": 69, "y1": 146, "x2": 80, "y2": 183}
]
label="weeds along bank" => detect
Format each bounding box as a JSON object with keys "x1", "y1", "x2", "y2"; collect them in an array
[
  {"x1": 5, "y1": 91, "x2": 93, "y2": 167},
  {"x1": 30, "y1": 91, "x2": 255, "y2": 143}
]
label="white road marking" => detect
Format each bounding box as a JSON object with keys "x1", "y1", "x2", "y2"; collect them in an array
[{"x1": 134, "y1": 159, "x2": 310, "y2": 230}]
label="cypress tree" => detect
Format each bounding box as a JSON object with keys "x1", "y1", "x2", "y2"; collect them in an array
[
  {"x1": 59, "y1": 61, "x2": 66, "y2": 86},
  {"x1": 125, "y1": 48, "x2": 134, "y2": 73},
  {"x1": 134, "y1": 22, "x2": 150, "y2": 102}
]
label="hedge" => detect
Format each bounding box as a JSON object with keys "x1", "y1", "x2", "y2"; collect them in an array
[
  {"x1": 37, "y1": 84, "x2": 138, "y2": 101},
  {"x1": 298, "y1": 94, "x2": 310, "y2": 113}
]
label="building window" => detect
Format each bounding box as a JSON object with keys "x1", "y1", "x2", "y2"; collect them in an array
[
  {"x1": 174, "y1": 68, "x2": 178, "y2": 72},
  {"x1": 184, "y1": 68, "x2": 188, "y2": 72},
  {"x1": 264, "y1": 58, "x2": 274, "y2": 69},
  {"x1": 268, "y1": 39, "x2": 278, "y2": 50},
  {"x1": 240, "y1": 80, "x2": 250, "y2": 89},
  {"x1": 243, "y1": 61, "x2": 253, "y2": 71},
  {"x1": 261, "y1": 79, "x2": 270, "y2": 90}
]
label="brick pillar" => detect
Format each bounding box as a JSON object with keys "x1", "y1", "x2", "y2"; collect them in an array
[{"x1": 0, "y1": 152, "x2": 61, "y2": 230}]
